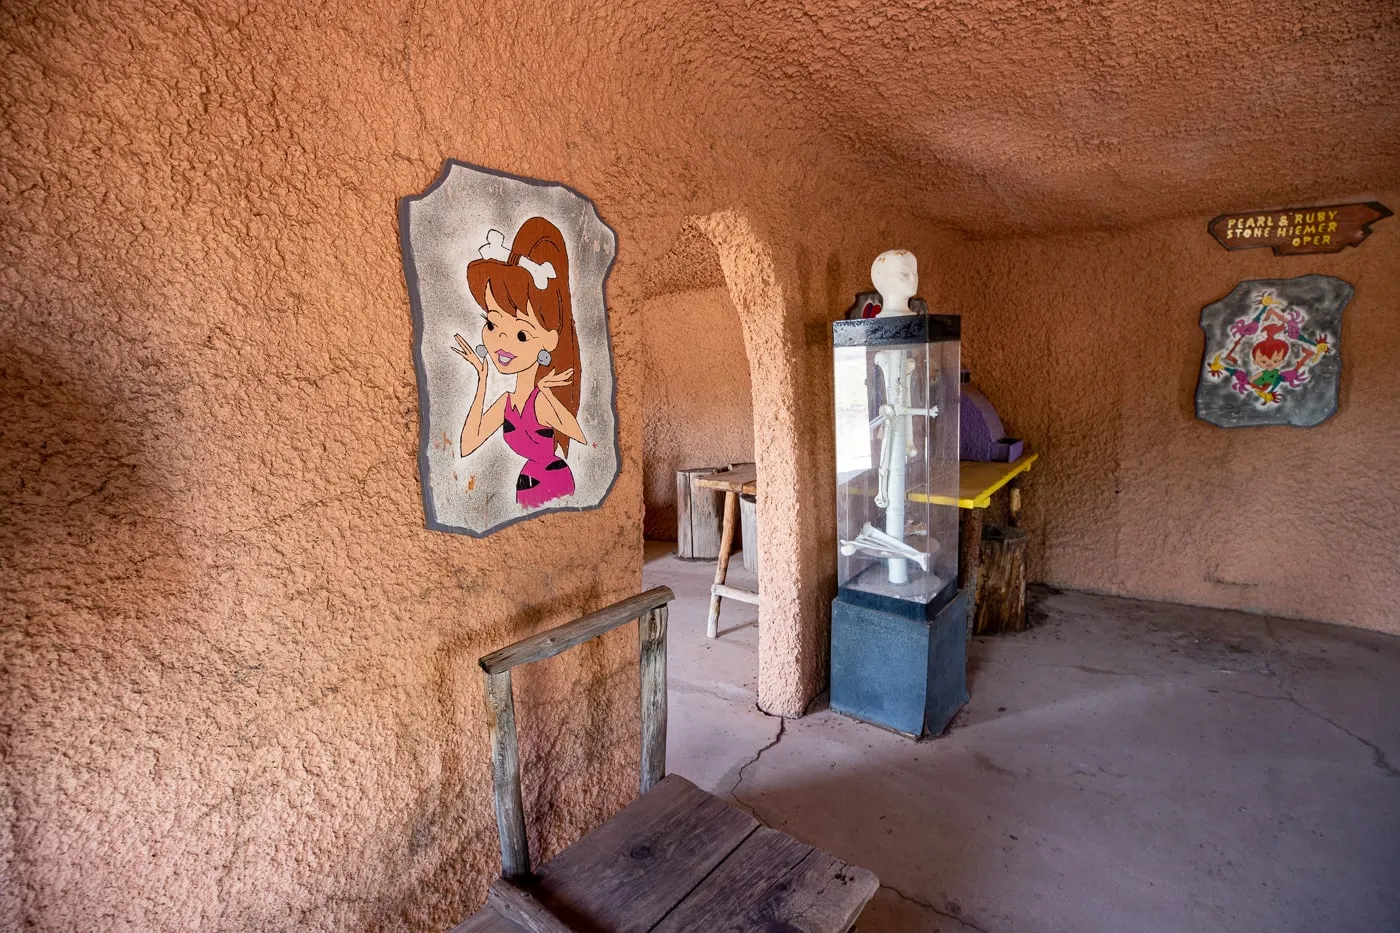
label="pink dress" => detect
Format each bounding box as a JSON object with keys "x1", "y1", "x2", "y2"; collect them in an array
[{"x1": 503, "y1": 387, "x2": 575, "y2": 507}]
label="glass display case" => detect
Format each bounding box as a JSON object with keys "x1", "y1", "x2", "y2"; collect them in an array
[{"x1": 833, "y1": 313, "x2": 960, "y2": 619}]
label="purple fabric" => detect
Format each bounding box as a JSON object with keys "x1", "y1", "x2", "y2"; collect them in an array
[
  {"x1": 959, "y1": 386, "x2": 1005, "y2": 461},
  {"x1": 503, "y1": 387, "x2": 575, "y2": 508},
  {"x1": 992, "y1": 438, "x2": 1024, "y2": 461}
]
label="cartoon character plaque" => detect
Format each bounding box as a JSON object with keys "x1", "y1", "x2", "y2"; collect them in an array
[
  {"x1": 1195, "y1": 275, "x2": 1352, "y2": 429},
  {"x1": 400, "y1": 161, "x2": 620, "y2": 536}
]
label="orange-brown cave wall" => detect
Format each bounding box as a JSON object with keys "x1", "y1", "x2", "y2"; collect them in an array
[
  {"x1": 0, "y1": 0, "x2": 966, "y2": 927},
  {"x1": 640, "y1": 286, "x2": 755, "y2": 541},
  {"x1": 943, "y1": 202, "x2": 1400, "y2": 633}
]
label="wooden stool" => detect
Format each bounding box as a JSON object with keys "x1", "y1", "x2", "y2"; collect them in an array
[
  {"x1": 694, "y1": 464, "x2": 760, "y2": 638},
  {"x1": 451, "y1": 587, "x2": 878, "y2": 933}
]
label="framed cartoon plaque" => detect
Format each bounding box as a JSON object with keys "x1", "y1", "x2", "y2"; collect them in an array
[
  {"x1": 1196, "y1": 275, "x2": 1352, "y2": 429},
  {"x1": 400, "y1": 161, "x2": 620, "y2": 536}
]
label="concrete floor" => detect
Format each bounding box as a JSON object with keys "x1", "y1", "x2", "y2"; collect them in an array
[{"x1": 643, "y1": 541, "x2": 1400, "y2": 933}]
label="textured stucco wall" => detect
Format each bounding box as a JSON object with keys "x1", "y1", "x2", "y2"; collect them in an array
[
  {"x1": 640, "y1": 286, "x2": 754, "y2": 541},
  {"x1": 0, "y1": 2, "x2": 649, "y2": 926},
  {"x1": 673, "y1": 0, "x2": 1400, "y2": 235},
  {"x1": 0, "y1": 0, "x2": 956, "y2": 928},
  {"x1": 943, "y1": 203, "x2": 1400, "y2": 632},
  {"x1": 5, "y1": 0, "x2": 1394, "y2": 926}
]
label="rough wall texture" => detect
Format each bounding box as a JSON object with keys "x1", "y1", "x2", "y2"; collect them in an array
[
  {"x1": 943, "y1": 202, "x2": 1400, "y2": 633},
  {"x1": 4, "y1": 0, "x2": 1396, "y2": 927},
  {"x1": 640, "y1": 287, "x2": 754, "y2": 541},
  {"x1": 0, "y1": 2, "x2": 650, "y2": 927},
  {"x1": 694, "y1": 211, "x2": 826, "y2": 719},
  {"x1": 681, "y1": 0, "x2": 1400, "y2": 235},
  {"x1": 0, "y1": 0, "x2": 956, "y2": 928}
]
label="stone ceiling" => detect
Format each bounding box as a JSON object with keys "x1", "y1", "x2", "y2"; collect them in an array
[{"x1": 668, "y1": 0, "x2": 1400, "y2": 236}]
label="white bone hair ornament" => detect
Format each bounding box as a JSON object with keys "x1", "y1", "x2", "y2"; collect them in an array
[{"x1": 479, "y1": 228, "x2": 557, "y2": 290}]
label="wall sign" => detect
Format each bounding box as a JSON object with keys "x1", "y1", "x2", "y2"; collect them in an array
[
  {"x1": 1196, "y1": 275, "x2": 1352, "y2": 429},
  {"x1": 1207, "y1": 202, "x2": 1391, "y2": 255},
  {"x1": 400, "y1": 161, "x2": 620, "y2": 536}
]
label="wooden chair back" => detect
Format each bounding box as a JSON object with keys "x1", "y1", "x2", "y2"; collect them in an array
[{"x1": 476, "y1": 586, "x2": 674, "y2": 880}]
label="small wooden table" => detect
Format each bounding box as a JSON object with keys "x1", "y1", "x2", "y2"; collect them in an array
[
  {"x1": 953, "y1": 453, "x2": 1039, "y2": 595},
  {"x1": 694, "y1": 464, "x2": 760, "y2": 638}
]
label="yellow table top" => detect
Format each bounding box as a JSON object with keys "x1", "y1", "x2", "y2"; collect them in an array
[
  {"x1": 914, "y1": 453, "x2": 1039, "y2": 509},
  {"x1": 693, "y1": 454, "x2": 1038, "y2": 508}
]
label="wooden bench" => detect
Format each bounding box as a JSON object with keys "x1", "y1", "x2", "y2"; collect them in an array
[{"x1": 451, "y1": 586, "x2": 879, "y2": 933}]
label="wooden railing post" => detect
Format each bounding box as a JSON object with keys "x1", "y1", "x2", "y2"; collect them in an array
[
  {"x1": 475, "y1": 586, "x2": 674, "y2": 882},
  {"x1": 639, "y1": 605, "x2": 668, "y2": 793},
  {"x1": 485, "y1": 670, "x2": 530, "y2": 879}
]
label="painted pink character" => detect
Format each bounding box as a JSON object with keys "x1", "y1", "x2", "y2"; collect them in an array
[{"x1": 452, "y1": 217, "x2": 586, "y2": 508}]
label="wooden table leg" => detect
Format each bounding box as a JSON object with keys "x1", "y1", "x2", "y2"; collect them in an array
[
  {"x1": 706, "y1": 490, "x2": 738, "y2": 639},
  {"x1": 1008, "y1": 478, "x2": 1023, "y2": 528}
]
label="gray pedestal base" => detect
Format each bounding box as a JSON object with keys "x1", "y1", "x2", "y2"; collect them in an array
[{"x1": 830, "y1": 588, "x2": 970, "y2": 738}]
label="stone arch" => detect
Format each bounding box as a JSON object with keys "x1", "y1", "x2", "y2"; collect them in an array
[{"x1": 643, "y1": 211, "x2": 823, "y2": 717}]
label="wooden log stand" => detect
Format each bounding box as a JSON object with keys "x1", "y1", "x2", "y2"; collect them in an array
[
  {"x1": 953, "y1": 454, "x2": 1037, "y2": 628},
  {"x1": 972, "y1": 524, "x2": 1028, "y2": 635}
]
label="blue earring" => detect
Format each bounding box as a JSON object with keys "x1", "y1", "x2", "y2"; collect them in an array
[{"x1": 537, "y1": 349, "x2": 552, "y2": 367}]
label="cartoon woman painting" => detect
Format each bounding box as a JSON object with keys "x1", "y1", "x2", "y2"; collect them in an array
[{"x1": 452, "y1": 217, "x2": 587, "y2": 508}]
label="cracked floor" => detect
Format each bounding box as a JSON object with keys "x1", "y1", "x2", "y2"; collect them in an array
[{"x1": 644, "y1": 541, "x2": 1400, "y2": 933}]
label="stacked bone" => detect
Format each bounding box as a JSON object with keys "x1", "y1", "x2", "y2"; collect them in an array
[{"x1": 840, "y1": 523, "x2": 938, "y2": 574}]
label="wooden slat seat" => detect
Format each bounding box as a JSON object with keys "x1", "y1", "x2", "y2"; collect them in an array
[
  {"x1": 530, "y1": 775, "x2": 756, "y2": 932},
  {"x1": 450, "y1": 587, "x2": 879, "y2": 933}
]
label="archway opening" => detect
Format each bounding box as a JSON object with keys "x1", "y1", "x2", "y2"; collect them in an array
[
  {"x1": 638, "y1": 223, "x2": 763, "y2": 696},
  {"x1": 638, "y1": 226, "x2": 756, "y2": 547},
  {"x1": 638, "y1": 212, "x2": 822, "y2": 719}
]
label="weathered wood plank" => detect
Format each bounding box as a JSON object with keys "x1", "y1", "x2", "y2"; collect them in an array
[
  {"x1": 486, "y1": 879, "x2": 576, "y2": 933},
  {"x1": 531, "y1": 775, "x2": 758, "y2": 933},
  {"x1": 739, "y1": 493, "x2": 759, "y2": 574},
  {"x1": 651, "y1": 826, "x2": 880, "y2": 933},
  {"x1": 639, "y1": 606, "x2": 668, "y2": 794},
  {"x1": 676, "y1": 469, "x2": 693, "y2": 557},
  {"x1": 485, "y1": 670, "x2": 530, "y2": 879},
  {"x1": 687, "y1": 468, "x2": 724, "y2": 559},
  {"x1": 694, "y1": 462, "x2": 758, "y2": 493},
  {"x1": 448, "y1": 907, "x2": 526, "y2": 933},
  {"x1": 479, "y1": 587, "x2": 675, "y2": 675}
]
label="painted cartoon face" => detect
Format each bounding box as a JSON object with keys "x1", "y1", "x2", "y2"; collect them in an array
[
  {"x1": 481, "y1": 287, "x2": 559, "y2": 375},
  {"x1": 1251, "y1": 343, "x2": 1288, "y2": 371}
]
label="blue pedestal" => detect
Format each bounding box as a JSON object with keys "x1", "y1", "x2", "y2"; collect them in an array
[{"x1": 830, "y1": 588, "x2": 970, "y2": 738}]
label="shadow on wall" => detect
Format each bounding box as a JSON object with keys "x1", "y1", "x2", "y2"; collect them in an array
[
  {"x1": 0, "y1": 341, "x2": 193, "y2": 627},
  {"x1": 0, "y1": 340, "x2": 640, "y2": 929},
  {"x1": 1, "y1": 340, "x2": 194, "y2": 926}
]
